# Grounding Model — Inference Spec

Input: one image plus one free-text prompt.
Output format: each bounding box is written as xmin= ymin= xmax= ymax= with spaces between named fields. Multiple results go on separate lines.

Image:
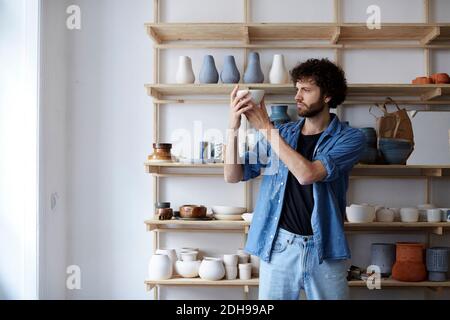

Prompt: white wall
xmin=0 ymin=0 xmax=39 ymax=299
xmin=39 ymin=0 xmax=450 ymax=299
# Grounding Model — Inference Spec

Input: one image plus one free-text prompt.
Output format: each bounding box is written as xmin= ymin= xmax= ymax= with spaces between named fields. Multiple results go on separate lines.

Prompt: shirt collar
xmin=293 ymin=113 xmax=343 ymax=137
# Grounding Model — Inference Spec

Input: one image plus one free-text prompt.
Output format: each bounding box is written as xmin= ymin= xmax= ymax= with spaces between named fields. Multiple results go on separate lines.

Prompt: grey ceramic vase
xmin=426 ymin=247 xmax=449 ymax=281
xmin=371 ymin=243 xmax=396 ymax=277
xmin=199 ymin=55 xmax=219 ymax=84
xmin=220 ymin=55 xmax=240 ymax=84
xmin=244 ymin=52 xmax=264 ymax=83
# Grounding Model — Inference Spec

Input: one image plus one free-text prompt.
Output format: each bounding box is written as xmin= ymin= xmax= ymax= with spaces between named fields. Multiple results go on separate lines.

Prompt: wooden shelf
xmin=145 ymin=277 xmax=450 ymax=290
xmin=145 ymin=219 xmax=450 ymax=236
xmin=145 ymin=23 xmax=450 ymax=47
xmin=145 ymin=277 xmax=259 ymax=291
xmin=145 ymin=83 xmax=450 ymax=105
xmin=145 ymin=163 xmax=450 ymax=178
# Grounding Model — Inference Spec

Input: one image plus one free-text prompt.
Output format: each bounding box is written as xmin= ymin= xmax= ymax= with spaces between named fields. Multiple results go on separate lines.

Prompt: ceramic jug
xmin=176 ymin=56 xmax=195 ymax=84
xmin=148 ymin=254 xmax=173 ymax=280
xmin=269 ymin=54 xmax=288 ymax=84
xmin=220 ymin=55 xmax=240 ymax=83
xmin=199 ymin=55 xmax=219 ymax=84
xmin=243 ymin=52 xmax=264 ymax=83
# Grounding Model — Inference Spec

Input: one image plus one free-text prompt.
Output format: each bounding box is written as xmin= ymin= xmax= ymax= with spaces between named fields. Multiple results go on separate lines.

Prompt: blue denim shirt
xmin=241 ymin=113 xmax=366 ymax=264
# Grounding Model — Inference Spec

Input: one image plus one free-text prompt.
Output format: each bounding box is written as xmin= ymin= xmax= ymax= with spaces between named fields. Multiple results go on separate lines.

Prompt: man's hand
xmin=228 ymin=85 xmax=254 ymax=130
xmin=244 ymin=98 xmax=273 ymax=132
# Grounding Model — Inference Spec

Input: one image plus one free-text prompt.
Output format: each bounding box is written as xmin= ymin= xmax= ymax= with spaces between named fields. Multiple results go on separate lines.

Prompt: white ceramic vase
xmin=198 ymin=258 xmax=225 ymax=281
xmin=269 ymin=54 xmax=288 ymax=84
xmin=156 ymin=249 xmax=178 ymax=273
xmin=176 ymin=56 xmax=195 ymax=84
xmin=148 ymin=254 xmax=173 ymax=280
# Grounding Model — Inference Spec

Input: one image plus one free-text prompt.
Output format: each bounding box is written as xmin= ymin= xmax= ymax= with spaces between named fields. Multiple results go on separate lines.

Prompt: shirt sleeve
xmin=241 ymin=133 xmax=272 ymax=182
xmin=314 ymin=128 xmax=366 ymax=182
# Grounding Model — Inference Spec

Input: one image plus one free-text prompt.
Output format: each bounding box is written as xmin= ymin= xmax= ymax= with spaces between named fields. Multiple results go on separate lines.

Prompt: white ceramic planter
xmin=400 ymin=208 xmax=419 ymax=222
xmin=427 ymin=209 xmax=442 ymax=222
xmin=225 ymin=266 xmax=238 ymax=280
xmin=198 ymin=258 xmax=225 ymax=281
xmin=148 ymin=254 xmax=173 ymax=280
xmin=376 ymin=208 xmax=395 ymax=222
xmin=223 ymin=254 xmax=238 ymax=266
xmin=156 ymin=249 xmax=178 ymax=274
xmin=269 ymin=54 xmax=289 ymax=84
xmin=175 ymin=260 xmax=201 ymax=278
xmin=176 ymin=56 xmax=195 ymax=84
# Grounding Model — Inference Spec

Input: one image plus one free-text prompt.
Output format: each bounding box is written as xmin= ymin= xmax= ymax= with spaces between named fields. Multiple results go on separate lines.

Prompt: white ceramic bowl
xmin=241 ymin=213 xmax=253 ymax=222
xmin=180 ymin=251 xmax=198 ymax=261
xmin=175 ymin=260 xmax=201 ymax=278
xmin=214 ymin=214 xmax=243 ymax=221
xmin=236 ymin=89 xmax=265 ymax=105
xmin=211 ymin=206 xmax=247 ymax=215
xmin=376 ymin=208 xmax=395 ymax=222
xmin=346 ymin=204 xmax=376 ymax=223
xmin=400 ymin=207 xmax=419 ymax=222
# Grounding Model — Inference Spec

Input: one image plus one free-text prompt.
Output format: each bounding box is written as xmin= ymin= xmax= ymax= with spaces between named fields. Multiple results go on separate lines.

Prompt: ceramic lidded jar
xmin=269 ymin=105 xmax=291 ymax=126
xmin=199 ymin=55 xmax=219 ymax=84
xmin=243 ymin=52 xmax=264 ymax=83
xmin=220 ymin=55 xmax=240 ymax=83
xmin=392 ymin=242 xmax=427 ymax=282
xmin=148 ymin=254 xmax=173 ymax=280
xmin=371 ymin=243 xmax=396 ymax=277
xmin=426 ymin=247 xmax=449 ymax=281
xmin=148 ymin=143 xmax=173 ymax=161
xmin=198 ymin=257 xmax=225 ymax=281
xmin=269 ymin=54 xmax=288 ymax=84
xmin=176 ymin=56 xmax=195 ymax=84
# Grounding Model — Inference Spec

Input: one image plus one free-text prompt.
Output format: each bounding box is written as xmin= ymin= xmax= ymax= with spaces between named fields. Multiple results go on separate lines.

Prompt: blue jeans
xmin=259 ymin=228 xmax=349 ymax=300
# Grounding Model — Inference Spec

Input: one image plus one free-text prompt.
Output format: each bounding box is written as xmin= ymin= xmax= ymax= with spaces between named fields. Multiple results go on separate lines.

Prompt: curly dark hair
xmin=290 ymin=58 xmax=347 ymax=109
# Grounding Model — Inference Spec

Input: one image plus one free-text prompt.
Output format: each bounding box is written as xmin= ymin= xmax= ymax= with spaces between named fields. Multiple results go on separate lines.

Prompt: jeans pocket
xmin=323 ymin=260 xmax=348 ymax=280
xmin=271 ymin=237 xmax=288 ymax=254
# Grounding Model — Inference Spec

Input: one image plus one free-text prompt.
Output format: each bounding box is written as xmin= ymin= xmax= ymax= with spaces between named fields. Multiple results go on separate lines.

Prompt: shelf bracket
xmin=244 ymin=226 xmax=250 ymax=234
xmin=421 ymin=168 xmax=443 ymax=177
xmin=147 ymin=26 xmax=162 ymax=44
xmin=428 ymin=286 xmax=444 ymax=293
xmin=146 ymin=224 xmax=158 ymax=232
xmin=244 ymin=285 xmax=249 ymax=294
xmin=146 ymin=283 xmax=156 ymax=292
xmin=420 ymin=26 xmax=440 ymax=45
xmin=331 ymin=27 xmax=341 ymax=44
xmin=243 ymin=26 xmax=250 ymax=45
xmin=421 ymin=88 xmax=442 ymax=101
xmin=432 ymin=227 xmax=443 ymax=236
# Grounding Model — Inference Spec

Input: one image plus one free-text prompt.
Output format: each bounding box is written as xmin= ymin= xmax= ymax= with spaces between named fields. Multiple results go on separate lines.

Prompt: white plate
xmin=214 ymin=214 xmax=243 ymax=221
xmin=211 ymin=206 xmax=247 ymax=215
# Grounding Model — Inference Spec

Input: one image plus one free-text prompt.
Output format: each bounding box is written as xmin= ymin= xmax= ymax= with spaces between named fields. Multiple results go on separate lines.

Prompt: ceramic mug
xmin=427 ymin=209 xmax=442 ymax=223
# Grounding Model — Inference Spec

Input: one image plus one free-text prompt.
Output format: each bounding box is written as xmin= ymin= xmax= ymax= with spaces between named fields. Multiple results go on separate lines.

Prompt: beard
xmin=297 ymin=100 xmax=327 ymax=118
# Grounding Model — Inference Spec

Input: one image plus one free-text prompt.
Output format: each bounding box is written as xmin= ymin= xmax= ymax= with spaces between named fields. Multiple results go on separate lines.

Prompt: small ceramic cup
xmin=223 ymin=254 xmax=239 ymax=266
xmin=427 ymin=209 xmax=442 ymax=223
xmin=225 ymin=266 xmax=238 ymax=280
xmin=238 ymin=263 xmax=252 ymax=280
xmin=237 ymin=253 xmax=250 ymax=264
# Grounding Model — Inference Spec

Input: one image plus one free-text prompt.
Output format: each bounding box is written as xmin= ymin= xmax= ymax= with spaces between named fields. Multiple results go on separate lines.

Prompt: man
xmin=224 ymin=58 xmax=365 ymax=300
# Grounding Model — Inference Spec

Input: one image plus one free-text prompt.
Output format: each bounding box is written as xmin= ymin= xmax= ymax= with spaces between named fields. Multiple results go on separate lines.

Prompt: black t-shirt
xmin=278 ymin=131 xmax=323 ymax=236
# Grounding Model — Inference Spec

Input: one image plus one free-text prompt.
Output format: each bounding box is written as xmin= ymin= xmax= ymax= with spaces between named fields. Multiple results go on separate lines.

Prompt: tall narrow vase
xmin=176 ymin=56 xmax=195 ymax=84
xmin=269 ymin=54 xmax=288 ymax=84
xmin=243 ymin=52 xmax=264 ymax=83
xmin=199 ymin=55 xmax=219 ymax=84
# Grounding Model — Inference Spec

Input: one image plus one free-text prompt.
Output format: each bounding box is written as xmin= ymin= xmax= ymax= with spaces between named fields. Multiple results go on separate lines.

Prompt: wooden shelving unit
xmin=145 ymin=83 xmax=450 ymax=106
xmin=145 ymin=0 xmax=450 ymax=300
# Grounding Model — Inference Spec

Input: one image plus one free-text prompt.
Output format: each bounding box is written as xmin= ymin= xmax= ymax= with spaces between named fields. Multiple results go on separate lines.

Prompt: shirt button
xmin=274 ymin=217 xmax=278 ymax=220
xmin=281 ymin=182 xmax=284 ymax=186
xmin=270 ymin=235 xmax=274 ymax=238
xmin=278 ymin=200 xmax=281 ymax=203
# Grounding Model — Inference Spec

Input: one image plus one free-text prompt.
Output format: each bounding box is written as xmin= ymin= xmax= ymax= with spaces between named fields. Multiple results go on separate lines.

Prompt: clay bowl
xmin=179 ymin=205 xmax=207 ymax=219
xmin=431 ymin=73 xmax=450 ymax=84
xmin=412 ymin=77 xmax=434 ymax=84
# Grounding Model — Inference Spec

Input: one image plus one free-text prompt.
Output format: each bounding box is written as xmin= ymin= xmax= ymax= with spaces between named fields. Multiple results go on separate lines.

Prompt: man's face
xmin=295 ymin=78 xmax=329 ymax=118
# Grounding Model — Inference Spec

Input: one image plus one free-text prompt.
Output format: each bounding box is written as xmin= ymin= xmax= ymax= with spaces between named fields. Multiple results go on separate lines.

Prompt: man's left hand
xmin=244 ymin=98 xmax=273 ymax=131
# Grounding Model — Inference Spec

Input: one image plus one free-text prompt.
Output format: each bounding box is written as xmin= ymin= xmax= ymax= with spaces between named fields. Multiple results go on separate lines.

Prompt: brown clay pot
xmin=148 ymin=143 xmax=173 ymax=161
xmin=392 ymin=242 xmax=427 ymax=282
xmin=412 ymin=77 xmax=434 ymax=84
xmin=431 ymin=73 xmax=450 ymax=84
xmin=179 ymin=205 xmax=207 ymax=218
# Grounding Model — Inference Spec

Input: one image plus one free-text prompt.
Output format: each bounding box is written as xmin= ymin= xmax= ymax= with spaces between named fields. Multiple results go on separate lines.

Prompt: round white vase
xmin=176 ymin=56 xmax=195 ymax=84
xmin=269 ymin=54 xmax=288 ymax=84
xmin=198 ymin=258 xmax=225 ymax=281
xmin=148 ymin=254 xmax=173 ymax=280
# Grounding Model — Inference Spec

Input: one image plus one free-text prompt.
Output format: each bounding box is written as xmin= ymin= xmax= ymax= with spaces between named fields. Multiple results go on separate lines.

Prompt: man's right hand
xmin=228 ymin=85 xmax=253 ymax=130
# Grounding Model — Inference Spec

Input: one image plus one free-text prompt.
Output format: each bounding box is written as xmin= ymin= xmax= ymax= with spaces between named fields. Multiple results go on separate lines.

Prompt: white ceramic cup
xmin=427 ymin=209 xmax=442 ymax=223
xmin=236 ymin=89 xmax=265 ymax=105
xmin=180 ymin=251 xmax=198 ymax=261
xmin=223 ymin=254 xmax=239 ymax=266
xmin=238 ymin=263 xmax=252 ymax=280
xmin=400 ymin=208 xmax=419 ymax=222
xmin=225 ymin=266 xmax=238 ymax=280
xmin=237 ymin=253 xmax=250 ymax=264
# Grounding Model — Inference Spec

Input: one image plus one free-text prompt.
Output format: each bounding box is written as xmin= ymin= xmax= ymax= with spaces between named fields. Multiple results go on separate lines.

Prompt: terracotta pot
xmin=148 ymin=143 xmax=173 ymax=161
xmin=431 ymin=73 xmax=450 ymax=84
xmin=412 ymin=77 xmax=434 ymax=84
xmin=392 ymin=242 xmax=427 ymax=282
xmin=179 ymin=205 xmax=207 ymax=218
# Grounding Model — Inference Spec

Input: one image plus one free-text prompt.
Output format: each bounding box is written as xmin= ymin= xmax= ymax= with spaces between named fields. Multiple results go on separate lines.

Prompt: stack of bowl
xmin=378 ymin=138 xmax=414 ymax=165
xmin=358 ymin=128 xmax=378 ymax=164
